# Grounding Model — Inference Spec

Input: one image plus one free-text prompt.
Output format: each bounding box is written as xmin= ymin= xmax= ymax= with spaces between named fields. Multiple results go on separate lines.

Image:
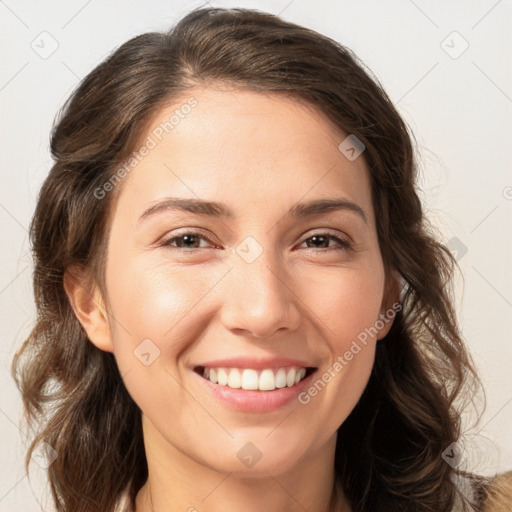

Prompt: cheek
xmin=301 ymin=267 xmax=383 ymax=413
xmin=304 ymin=262 xmax=385 ymax=343
xmin=104 ymin=256 xmax=225 ymax=381
xmin=301 ymin=260 xmax=384 ymax=408
xmin=103 ymin=261 xmax=211 ymax=417
xmin=107 ymin=251 xmax=385 ymax=352
xmin=107 ymin=259 xmax=211 ymax=337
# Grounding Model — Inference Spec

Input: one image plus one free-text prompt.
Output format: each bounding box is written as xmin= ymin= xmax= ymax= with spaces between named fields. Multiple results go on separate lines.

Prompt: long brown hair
xmin=11 ymin=7 xmax=494 ymax=511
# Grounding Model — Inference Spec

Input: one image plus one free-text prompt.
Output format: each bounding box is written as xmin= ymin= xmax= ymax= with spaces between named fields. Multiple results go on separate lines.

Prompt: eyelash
xmin=159 ymin=230 xmax=353 ymax=254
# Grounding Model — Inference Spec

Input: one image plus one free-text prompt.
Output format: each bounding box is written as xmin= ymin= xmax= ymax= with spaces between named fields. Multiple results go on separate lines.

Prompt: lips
xmin=190 ymin=356 xmax=318 ymax=412
xmin=193 ymin=357 xmax=317 ymax=390
xmin=192 ymin=362 xmax=318 ymax=413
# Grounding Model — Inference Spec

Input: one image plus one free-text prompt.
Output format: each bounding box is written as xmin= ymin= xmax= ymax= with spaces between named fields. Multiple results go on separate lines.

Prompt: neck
xmin=135 ymin=416 xmax=350 ymax=512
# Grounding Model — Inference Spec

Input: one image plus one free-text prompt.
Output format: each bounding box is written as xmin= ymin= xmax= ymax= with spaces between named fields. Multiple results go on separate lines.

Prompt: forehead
xmin=111 ymin=85 xmax=373 ymax=226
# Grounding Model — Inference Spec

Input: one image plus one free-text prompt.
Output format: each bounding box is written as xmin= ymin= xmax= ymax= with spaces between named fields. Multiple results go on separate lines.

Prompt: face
xmin=85 ymin=85 xmax=397 ymax=476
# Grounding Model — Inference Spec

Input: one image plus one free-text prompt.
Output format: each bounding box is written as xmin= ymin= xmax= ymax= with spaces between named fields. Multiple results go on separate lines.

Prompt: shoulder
xmin=453 ymin=471 xmax=512 ymax=512
xmin=479 ymin=471 xmax=512 ymax=512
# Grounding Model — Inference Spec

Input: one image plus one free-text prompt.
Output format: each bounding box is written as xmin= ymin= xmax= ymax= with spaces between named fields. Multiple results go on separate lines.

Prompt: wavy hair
xmin=12 ymin=6 xmax=496 ymax=511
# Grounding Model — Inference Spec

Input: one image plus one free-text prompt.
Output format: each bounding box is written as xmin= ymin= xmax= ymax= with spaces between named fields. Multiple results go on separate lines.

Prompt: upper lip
xmin=194 ymin=357 xmax=317 ymax=370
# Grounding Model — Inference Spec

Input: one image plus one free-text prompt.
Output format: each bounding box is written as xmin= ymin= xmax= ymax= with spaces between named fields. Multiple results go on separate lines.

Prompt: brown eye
xmin=160 ymin=231 xmax=214 ymax=249
xmin=299 ymin=232 xmax=352 ymax=252
xmin=159 ymin=230 xmax=352 ymax=253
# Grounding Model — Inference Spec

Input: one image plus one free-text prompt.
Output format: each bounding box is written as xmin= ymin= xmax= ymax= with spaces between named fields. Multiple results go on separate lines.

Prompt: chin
xmin=198 ymin=440 xmax=311 ymax=478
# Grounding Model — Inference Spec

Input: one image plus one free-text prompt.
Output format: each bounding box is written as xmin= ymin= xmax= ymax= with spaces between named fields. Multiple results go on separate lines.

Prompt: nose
xmin=219 ymin=246 xmax=302 ymax=339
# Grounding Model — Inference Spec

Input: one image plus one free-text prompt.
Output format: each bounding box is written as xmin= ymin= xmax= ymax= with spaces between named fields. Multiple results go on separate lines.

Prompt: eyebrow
xmin=138 ymin=197 xmax=368 ymax=225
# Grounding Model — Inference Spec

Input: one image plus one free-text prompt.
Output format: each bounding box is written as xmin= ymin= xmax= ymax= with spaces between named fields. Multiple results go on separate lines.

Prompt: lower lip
xmin=193 ymin=369 xmax=317 ymax=413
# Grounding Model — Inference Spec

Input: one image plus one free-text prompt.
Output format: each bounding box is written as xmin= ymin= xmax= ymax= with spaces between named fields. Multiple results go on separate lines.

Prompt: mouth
xmin=194 ymin=365 xmax=317 ymax=392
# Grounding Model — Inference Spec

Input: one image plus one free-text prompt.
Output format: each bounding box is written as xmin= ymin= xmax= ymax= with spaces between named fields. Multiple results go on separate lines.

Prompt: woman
xmin=11 ymin=7 xmax=512 ymax=512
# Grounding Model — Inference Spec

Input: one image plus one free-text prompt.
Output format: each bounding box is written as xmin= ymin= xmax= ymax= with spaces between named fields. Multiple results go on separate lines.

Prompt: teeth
xmin=275 ymin=368 xmax=287 ymax=388
xmin=227 ymin=368 xmax=242 ymax=389
xmin=217 ymin=368 xmax=228 ymax=386
xmin=259 ymin=369 xmax=275 ymax=391
xmin=287 ymin=368 xmax=296 ymax=387
xmin=242 ymin=369 xmax=259 ymax=390
xmin=202 ymin=366 xmax=308 ymax=391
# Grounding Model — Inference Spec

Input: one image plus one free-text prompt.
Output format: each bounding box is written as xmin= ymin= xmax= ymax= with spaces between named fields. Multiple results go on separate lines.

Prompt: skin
xmin=65 ymin=84 xmax=399 ymax=512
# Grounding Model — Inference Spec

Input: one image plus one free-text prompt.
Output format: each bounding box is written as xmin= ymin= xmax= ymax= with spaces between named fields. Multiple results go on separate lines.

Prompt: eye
xmin=160 ymin=230 xmax=215 ymax=250
xmin=298 ymin=232 xmax=353 ymax=253
xmin=159 ymin=230 xmax=352 ymax=253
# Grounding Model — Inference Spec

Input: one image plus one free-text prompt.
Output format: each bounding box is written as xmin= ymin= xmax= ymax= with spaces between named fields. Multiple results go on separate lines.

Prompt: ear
xmin=376 ymin=269 xmax=402 ymax=340
xmin=63 ymin=266 xmax=114 ymax=353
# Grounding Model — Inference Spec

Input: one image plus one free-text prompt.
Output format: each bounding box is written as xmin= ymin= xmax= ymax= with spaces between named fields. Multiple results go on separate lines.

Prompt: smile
xmin=197 ymin=366 xmax=314 ymax=391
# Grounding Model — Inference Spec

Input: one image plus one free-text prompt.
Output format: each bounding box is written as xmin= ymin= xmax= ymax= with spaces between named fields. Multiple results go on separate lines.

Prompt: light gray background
xmin=1 ymin=0 xmax=511 ymax=510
